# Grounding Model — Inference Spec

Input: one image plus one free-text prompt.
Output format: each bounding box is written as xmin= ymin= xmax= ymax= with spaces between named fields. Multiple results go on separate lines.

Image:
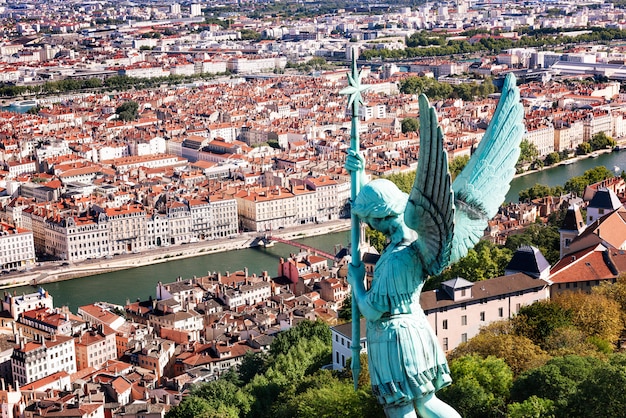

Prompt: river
xmin=506 ymin=150 xmax=626 ymax=202
xmin=7 ymin=232 xmax=351 ymax=311
xmin=9 ymin=150 xmax=626 ymax=311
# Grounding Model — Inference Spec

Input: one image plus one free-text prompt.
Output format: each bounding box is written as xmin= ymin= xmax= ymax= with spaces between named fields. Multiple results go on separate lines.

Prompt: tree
xmin=165 ymin=396 xmax=211 ymax=418
xmin=116 ymin=100 xmax=139 ymax=121
xmin=384 ymin=171 xmax=414 ymax=193
xmin=552 ymin=291 xmax=622 ymax=346
xmin=544 ymin=152 xmax=560 ymax=165
xmin=576 ymin=142 xmax=592 ymax=155
xmin=510 ymin=355 xmax=602 ymax=418
xmin=428 ymin=240 xmax=513 ymax=290
xmin=563 ymin=166 xmax=613 ymax=196
xmin=273 ymin=372 xmax=381 ymax=418
xmin=504 ymin=223 xmax=561 ymax=265
xmin=512 ymin=300 xmax=573 ymax=349
xmin=238 ymin=351 xmax=268 ymax=384
xmin=507 ymin=396 xmax=556 ymax=418
xmin=565 ymin=356 xmax=626 ymax=417
xmin=268 ymin=319 xmax=330 ymax=358
xmin=450 ymin=321 xmax=550 ymax=376
xmin=518 ymin=184 xmax=564 ymax=202
xmin=518 ymin=139 xmax=539 ymax=165
xmin=338 ymin=292 xmax=352 ymax=321
xmin=449 ymin=155 xmax=470 ymax=180
xmin=401 ymin=117 xmax=419 ymax=133
xmin=364 ymin=227 xmax=387 ymax=253
xmin=439 ymin=355 xmax=513 ymax=418
xmin=190 ymin=376 xmax=252 ymax=417
xmin=589 ymin=131 xmax=616 ymax=150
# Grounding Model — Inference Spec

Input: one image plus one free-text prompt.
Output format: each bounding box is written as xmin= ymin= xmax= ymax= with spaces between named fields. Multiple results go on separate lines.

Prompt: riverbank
xmin=513 ymin=145 xmax=617 ymax=180
xmin=0 ymin=220 xmax=351 ymax=290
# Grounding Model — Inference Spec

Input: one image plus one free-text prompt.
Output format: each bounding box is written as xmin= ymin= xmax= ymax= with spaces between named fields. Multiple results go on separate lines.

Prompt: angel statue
xmin=345 ymin=73 xmax=525 ymax=418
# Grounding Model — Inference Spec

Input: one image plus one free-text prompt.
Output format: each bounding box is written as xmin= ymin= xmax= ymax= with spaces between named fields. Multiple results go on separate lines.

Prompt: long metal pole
xmin=349 ymin=94 xmax=361 ymax=390
xmin=339 ymin=51 xmax=368 ymax=390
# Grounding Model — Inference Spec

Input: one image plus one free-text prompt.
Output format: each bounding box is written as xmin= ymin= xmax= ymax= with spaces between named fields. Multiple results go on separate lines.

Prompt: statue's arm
xmin=347 ymin=262 xmax=384 ymax=321
xmin=345 ymin=149 xmax=367 ymax=190
xmin=405 ymin=95 xmax=455 ymax=276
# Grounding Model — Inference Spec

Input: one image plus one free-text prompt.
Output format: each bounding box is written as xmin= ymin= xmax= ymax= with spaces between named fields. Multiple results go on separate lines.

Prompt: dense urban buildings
xmin=2 ymin=0 xmax=626 ymax=415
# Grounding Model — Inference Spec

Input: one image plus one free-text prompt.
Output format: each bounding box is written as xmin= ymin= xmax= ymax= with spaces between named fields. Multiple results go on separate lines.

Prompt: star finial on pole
xmin=340 ymin=52 xmax=370 ymax=116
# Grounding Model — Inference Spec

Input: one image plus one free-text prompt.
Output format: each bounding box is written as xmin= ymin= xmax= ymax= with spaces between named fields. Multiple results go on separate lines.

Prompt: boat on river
xmin=10 ymin=99 xmax=38 ymax=107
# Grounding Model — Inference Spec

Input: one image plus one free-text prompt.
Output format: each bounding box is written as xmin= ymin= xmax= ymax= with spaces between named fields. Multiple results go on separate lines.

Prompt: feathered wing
xmin=450 ymin=73 xmax=525 ymax=263
xmin=405 ymin=94 xmax=455 ymax=276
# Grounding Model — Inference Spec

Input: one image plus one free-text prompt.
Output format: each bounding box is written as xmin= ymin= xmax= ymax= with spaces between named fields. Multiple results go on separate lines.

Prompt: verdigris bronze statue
xmin=343 ymin=73 xmax=525 ymax=417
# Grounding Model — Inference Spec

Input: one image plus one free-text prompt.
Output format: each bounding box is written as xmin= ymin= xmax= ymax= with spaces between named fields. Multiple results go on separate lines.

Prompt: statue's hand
xmin=345 ymin=150 xmax=364 ymax=173
xmin=347 ymin=261 xmax=365 ymax=289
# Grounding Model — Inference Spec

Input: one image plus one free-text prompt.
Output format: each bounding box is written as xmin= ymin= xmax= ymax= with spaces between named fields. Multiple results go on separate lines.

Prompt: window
xmin=498 ymin=307 xmax=504 ymax=317
xmin=480 ymin=311 xmax=485 ymax=321
xmin=442 ymin=319 xmax=448 ymax=330
xmin=461 ymin=315 xmax=467 ymax=326
xmin=443 ymin=338 xmax=448 ymax=351
xmin=461 ymin=333 xmax=467 ymax=343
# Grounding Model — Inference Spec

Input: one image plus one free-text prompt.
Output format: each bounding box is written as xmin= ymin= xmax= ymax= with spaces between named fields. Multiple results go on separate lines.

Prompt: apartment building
xmin=101 ymin=204 xmax=148 ymax=255
xmin=554 ymin=119 xmax=584 ymax=152
xmin=16 ymin=307 xmax=73 ymax=340
xmin=130 ymin=337 xmax=176 ymax=381
xmin=11 ymin=334 xmax=76 ymax=386
xmin=219 ymin=281 xmax=272 ymax=310
xmin=165 ymin=201 xmax=193 ymax=246
xmin=235 ymin=186 xmax=297 ymax=232
xmin=583 ymin=109 xmax=611 ymax=141
xmin=304 ymin=176 xmax=349 ymax=221
xmin=78 ymin=303 xmax=126 ymax=331
xmin=0 ymin=222 xmax=35 ymax=271
xmin=3 ymin=288 xmax=53 ymax=321
xmin=45 ymin=213 xmax=110 ymax=262
xmin=149 ymin=310 xmax=203 ymax=342
xmin=523 ymin=122 xmax=555 ymax=157
xmin=74 ymin=324 xmax=117 ymax=371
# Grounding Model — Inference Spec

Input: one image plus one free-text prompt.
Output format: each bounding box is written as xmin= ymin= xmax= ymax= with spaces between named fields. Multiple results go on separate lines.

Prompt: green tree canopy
xmin=504 ymin=223 xmax=561 ymax=265
xmin=450 ymin=321 xmax=550 ymax=376
xmin=512 ymin=300 xmax=573 ymax=350
xmin=510 ymin=355 xmax=603 ymax=418
xmin=427 ymin=240 xmax=513 ymax=290
xmin=401 ymin=117 xmax=419 ymax=134
xmin=116 ymin=100 xmax=139 ymax=121
xmin=518 ymin=139 xmax=539 ymax=165
xmin=439 ymin=355 xmax=513 ymax=418
xmin=449 ymin=155 xmax=470 ymax=181
xmin=507 ymin=396 xmax=556 ymax=418
xmin=589 ymin=132 xmax=616 ymax=151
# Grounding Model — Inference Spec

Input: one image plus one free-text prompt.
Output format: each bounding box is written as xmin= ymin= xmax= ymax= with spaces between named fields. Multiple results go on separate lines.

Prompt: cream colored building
xmin=0 ymin=222 xmax=35 ymax=271
xmin=554 ymin=119 xmax=584 ymax=152
xmin=74 ymin=325 xmax=117 ymax=371
xmin=235 ymin=186 xmax=297 ymax=232
xmin=583 ymin=109 xmax=612 ymax=141
xmin=44 ymin=213 xmax=109 ymax=262
xmin=523 ymin=122 xmax=555 ymax=157
xmin=11 ymin=334 xmax=76 ymax=385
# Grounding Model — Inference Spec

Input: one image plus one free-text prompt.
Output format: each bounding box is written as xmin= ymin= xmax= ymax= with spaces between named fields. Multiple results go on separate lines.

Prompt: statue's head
xmin=352 ymin=179 xmax=408 ymax=219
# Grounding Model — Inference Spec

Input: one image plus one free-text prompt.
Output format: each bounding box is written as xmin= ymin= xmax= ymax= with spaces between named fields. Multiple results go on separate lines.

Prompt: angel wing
xmin=450 ymin=73 xmax=525 ymax=263
xmin=405 ymin=94 xmax=455 ymax=276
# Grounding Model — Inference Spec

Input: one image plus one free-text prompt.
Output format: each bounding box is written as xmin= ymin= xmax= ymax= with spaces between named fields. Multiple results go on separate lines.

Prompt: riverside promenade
xmin=0 ymin=220 xmax=351 ymax=289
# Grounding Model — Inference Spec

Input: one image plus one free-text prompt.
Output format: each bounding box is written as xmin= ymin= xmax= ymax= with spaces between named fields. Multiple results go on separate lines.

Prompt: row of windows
xmin=442 ymin=308 xmax=507 ymax=329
